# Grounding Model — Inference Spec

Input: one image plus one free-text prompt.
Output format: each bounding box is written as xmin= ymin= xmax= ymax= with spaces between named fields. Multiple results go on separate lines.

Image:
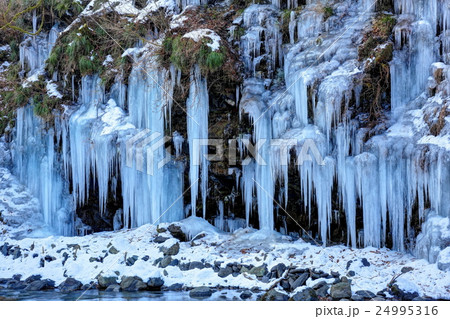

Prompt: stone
xmin=361 ymin=258 xmax=370 ymax=267
xmin=401 ymin=266 xmax=414 ymax=273
xmin=330 ymin=282 xmax=352 ymax=299
xmin=153 ymin=236 xmax=170 ymax=244
xmin=316 ymin=284 xmax=330 ymax=298
xmin=240 ymin=290 xmax=252 ymax=300
xmin=105 ymin=284 xmax=121 ymax=292
xmin=62 ymin=252 xmax=69 ymax=265
xmin=347 ymin=271 xmax=355 ymax=277
xmin=248 ymin=264 xmax=268 ymax=277
xmin=169 ymin=259 xmax=179 ymax=266
xmin=331 ymin=271 xmax=340 ymax=278
xmin=189 ymin=261 xmax=205 ymax=270
xmin=7 ymin=280 xmax=27 ymax=290
xmin=44 ymin=255 xmax=56 ymax=262
xmin=270 ymin=263 xmax=286 ymax=278
xmin=141 ymin=255 xmax=149 ymax=261
xmin=159 ymin=256 xmax=172 ymax=268
xmin=162 ymin=242 xmax=180 ymax=256
xmin=351 ymin=294 xmax=364 ymax=301
xmin=168 ymin=224 xmax=187 ymax=241
xmin=108 ymin=246 xmax=119 ymax=254
xmin=126 ymin=255 xmax=139 ymax=266
xmin=312 ymin=281 xmax=327 ymax=290
xmin=355 ymin=290 xmax=376 ymax=299
xmin=147 ymin=277 xmax=164 ymax=290
xmin=167 ymin=283 xmax=183 ymax=291
xmin=25 ymin=275 xmax=42 ymax=283
xmin=189 ymin=287 xmax=212 ymax=299
xmin=120 ymin=276 xmax=147 ymax=292
xmin=12 ymin=274 xmax=22 ymax=281
xmin=346 ymin=260 xmax=353 ymax=270
xmin=58 ymin=278 xmax=83 ymax=293
xmin=97 ymin=275 xmax=118 ymax=289
xmin=218 ymin=267 xmax=233 ymax=278
xmin=261 ymin=289 xmax=289 ymax=301
xmin=12 ymin=248 xmax=21 ymax=260
xmin=1 ymin=243 xmax=10 ymax=256
xmin=291 ymin=288 xmax=318 ymax=301
xmin=291 ymin=273 xmax=309 ymax=289
xmin=179 ymin=262 xmax=190 ymax=271
xmin=260 ymin=276 xmax=270 ymax=283
xmin=25 ymin=280 xmax=52 ymax=291
xmin=280 ymin=280 xmax=290 ymax=290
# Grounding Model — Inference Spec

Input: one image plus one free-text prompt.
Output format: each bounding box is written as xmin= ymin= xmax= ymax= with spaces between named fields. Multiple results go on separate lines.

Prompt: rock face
xmin=330 ymin=282 xmax=352 ymax=299
xmin=189 ymin=287 xmax=212 ymax=299
xmin=58 ymin=278 xmax=83 ymax=293
xmin=120 ymin=276 xmax=147 ymax=292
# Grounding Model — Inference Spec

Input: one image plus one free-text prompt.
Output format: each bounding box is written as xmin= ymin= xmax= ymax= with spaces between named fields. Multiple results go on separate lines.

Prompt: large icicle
xmin=186 ymin=65 xmax=209 ymax=218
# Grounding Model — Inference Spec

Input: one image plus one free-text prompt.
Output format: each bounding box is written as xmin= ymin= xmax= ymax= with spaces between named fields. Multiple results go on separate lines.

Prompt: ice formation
xmin=2 ymin=0 xmax=450 ymax=265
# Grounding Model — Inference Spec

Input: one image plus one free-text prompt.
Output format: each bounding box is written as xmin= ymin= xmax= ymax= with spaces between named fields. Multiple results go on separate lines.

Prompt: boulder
xmin=168 ymin=224 xmax=187 ymax=241
xmin=261 ymin=289 xmax=289 ymax=301
xmin=153 ymin=236 xmax=170 ymax=244
xmin=248 ymin=264 xmax=268 ymax=277
xmin=58 ymin=278 xmax=83 ymax=293
xmin=105 ymin=284 xmax=121 ymax=292
xmin=270 ymin=263 xmax=286 ymax=278
xmin=126 ymin=255 xmax=139 ymax=266
xmin=165 ymin=242 xmax=180 ymax=256
xmin=159 ymin=256 xmax=172 ymax=268
xmin=218 ymin=267 xmax=233 ymax=278
xmin=330 ymin=282 xmax=352 ymax=299
xmin=291 ymin=288 xmax=318 ymax=301
xmin=240 ymin=290 xmax=252 ymax=300
xmin=355 ymin=290 xmax=376 ymax=299
xmin=291 ymin=273 xmax=309 ymax=289
xmin=147 ymin=277 xmax=164 ymax=290
xmin=25 ymin=280 xmax=54 ymax=291
xmin=25 ymin=275 xmax=42 ymax=283
xmin=120 ymin=276 xmax=147 ymax=292
xmin=108 ymin=246 xmax=119 ymax=254
xmin=361 ymin=258 xmax=370 ymax=267
xmin=189 ymin=261 xmax=205 ymax=270
xmin=7 ymin=280 xmax=27 ymax=290
xmin=97 ymin=275 xmax=118 ymax=289
xmin=189 ymin=287 xmax=212 ymax=299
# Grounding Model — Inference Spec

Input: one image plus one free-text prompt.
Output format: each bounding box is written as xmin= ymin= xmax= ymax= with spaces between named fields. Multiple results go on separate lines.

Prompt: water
xmin=0 ymin=289 xmax=252 ymax=301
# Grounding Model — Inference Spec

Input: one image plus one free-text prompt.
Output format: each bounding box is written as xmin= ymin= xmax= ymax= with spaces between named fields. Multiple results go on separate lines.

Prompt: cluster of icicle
xmin=9 ymin=0 xmax=450 ymax=263
xmin=234 ymin=0 xmax=450 ymax=260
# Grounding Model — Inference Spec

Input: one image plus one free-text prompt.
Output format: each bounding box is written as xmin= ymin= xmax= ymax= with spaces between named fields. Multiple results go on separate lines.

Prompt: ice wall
xmin=12 ymin=106 xmax=73 ymax=235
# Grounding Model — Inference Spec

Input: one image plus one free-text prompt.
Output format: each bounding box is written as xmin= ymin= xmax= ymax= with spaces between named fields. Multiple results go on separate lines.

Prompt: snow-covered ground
xmin=0 ymin=216 xmax=449 ymax=299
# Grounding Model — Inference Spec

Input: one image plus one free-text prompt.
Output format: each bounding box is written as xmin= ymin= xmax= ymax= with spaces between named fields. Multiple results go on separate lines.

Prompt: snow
xmin=418 ymin=135 xmax=450 ymax=151
xmin=102 ymin=54 xmax=114 ymax=66
xmin=46 ymin=81 xmax=63 ymax=99
xmin=0 ymin=223 xmax=449 ymax=299
xmin=182 ymin=29 xmax=221 ymax=51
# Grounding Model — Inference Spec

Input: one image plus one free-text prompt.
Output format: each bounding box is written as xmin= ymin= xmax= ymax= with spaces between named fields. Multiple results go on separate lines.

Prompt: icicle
xmin=186 ymin=65 xmax=209 ymax=218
